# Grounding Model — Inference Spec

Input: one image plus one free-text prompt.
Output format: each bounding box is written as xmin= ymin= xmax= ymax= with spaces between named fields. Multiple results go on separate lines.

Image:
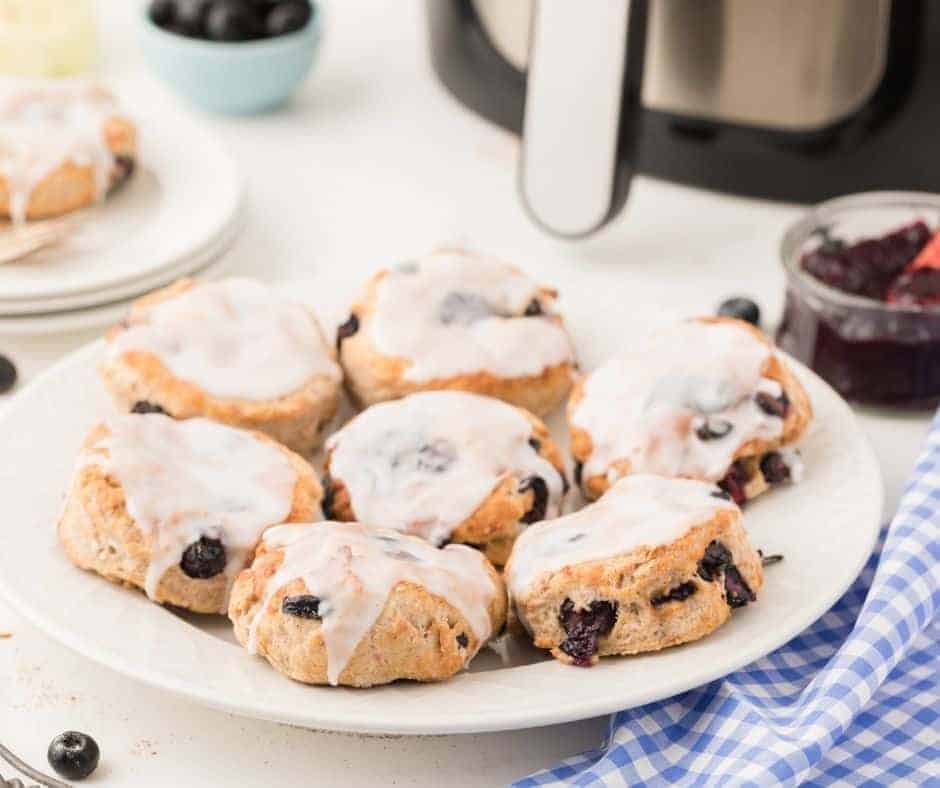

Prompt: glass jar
xmin=777 ymin=191 xmax=940 ymax=410
xmin=0 ymin=0 xmax=97 ymax=77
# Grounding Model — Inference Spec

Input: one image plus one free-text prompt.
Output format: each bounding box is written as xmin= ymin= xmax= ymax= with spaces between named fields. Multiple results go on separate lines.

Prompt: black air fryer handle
xmin=519 ymin=0 xmax=648 ymax=238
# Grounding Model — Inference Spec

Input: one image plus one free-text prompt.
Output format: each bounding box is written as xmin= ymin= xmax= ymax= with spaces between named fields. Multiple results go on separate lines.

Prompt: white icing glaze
xmin=368 ymin=250 xmax=574 ymax=381
xmin=108 ymin=278 xmax=342 ymax=401
xmin=506 ymin=474 xmax=737 ymax=598
xmin=326 ymin=391 xmax=565 ymax=545
xmin=82 ymin=414 xmax=298 ymax=611
xmin=0 ymin=80 xmax=119 ymax=223
xmin=572 ymin=320 xmax=787 ymax=484
xmin=779 ymin=447 xmax=805 ymax=483
xmin=247 ymin=522 xmax=500 ymax=685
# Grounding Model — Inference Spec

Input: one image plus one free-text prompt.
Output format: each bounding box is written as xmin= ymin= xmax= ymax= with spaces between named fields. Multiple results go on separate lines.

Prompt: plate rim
xmin=0 ymin=341 xmax=884 ymax=735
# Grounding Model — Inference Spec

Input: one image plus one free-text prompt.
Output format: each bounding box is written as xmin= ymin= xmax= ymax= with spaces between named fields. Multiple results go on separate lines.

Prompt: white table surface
xmin=0 ymin=1 xmax=932 ymax=785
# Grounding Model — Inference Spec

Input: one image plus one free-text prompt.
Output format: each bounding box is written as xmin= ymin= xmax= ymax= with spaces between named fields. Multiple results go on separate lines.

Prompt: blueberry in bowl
xmin=148 ymin=0 xmax=313 ymax=42
xmin=140 ymin=0 xmax=321 ymax=115
xmin=777 ymin=192 xmax=940 ymax=409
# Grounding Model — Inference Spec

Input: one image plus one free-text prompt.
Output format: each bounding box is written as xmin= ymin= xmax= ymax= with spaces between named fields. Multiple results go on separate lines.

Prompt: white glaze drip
xmin=82 ymin=414 xmax=298 ymax=611
xmin=326 ymin=391 xmax=564 ymax=545
xmin=108 ymin=278 xmax=342 ymax=401
xmin=0 ymin=80 xmax=119 ymax=223
xmin=779 ymin=448 xmax=805 ymax=483
xmin=248 ymin=522 xmax=500 ymax=685
xmin=506 ymin=474 xmax=737 ymax=598
xmin=572 ymin=321 xmax=786 ymax=484
xmin=368 ymin=250 xmax=573 ymax=381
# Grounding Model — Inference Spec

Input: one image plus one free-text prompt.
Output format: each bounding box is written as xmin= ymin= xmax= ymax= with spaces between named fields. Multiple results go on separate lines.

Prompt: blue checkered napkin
xmin=515 ymin=412 xmax=940 ymax=788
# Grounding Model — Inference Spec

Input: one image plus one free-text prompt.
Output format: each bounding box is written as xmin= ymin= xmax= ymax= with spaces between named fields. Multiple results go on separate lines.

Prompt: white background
xmin=0 ymin=1 xmax=931 ymax=785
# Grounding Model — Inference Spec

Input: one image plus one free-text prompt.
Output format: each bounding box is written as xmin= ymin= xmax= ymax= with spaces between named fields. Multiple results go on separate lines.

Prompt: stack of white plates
xmin=0 ymin=108 xmax=242 ymax=336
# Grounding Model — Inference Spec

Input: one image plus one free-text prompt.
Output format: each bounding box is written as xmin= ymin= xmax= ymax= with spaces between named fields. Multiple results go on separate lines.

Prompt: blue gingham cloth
xmin=517 ymin=412 xmax=940 ymax=788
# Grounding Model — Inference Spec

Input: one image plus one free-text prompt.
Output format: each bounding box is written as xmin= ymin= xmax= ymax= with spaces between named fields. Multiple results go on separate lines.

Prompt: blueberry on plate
xmin=266 ymin=0 xmax=312 ymax=37
xmin=0 ymin=353 xmax=16 ymax=394
xmin=206 ymin=0 xmax=263 ymax=41
xmin=717 ymin=296 xmax=761 ymax=326
xmin=48 ymin=731 xmax=100 ymax=781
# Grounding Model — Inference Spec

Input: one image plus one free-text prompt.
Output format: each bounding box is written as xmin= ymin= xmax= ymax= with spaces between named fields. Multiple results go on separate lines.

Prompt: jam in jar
xmin=777 ymin=192 xmax=940 ymax=409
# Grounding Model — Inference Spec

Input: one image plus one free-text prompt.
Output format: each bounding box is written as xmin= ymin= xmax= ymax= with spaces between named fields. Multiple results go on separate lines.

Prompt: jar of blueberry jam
xmin=777 ymin=192 xmax=940 ymax=410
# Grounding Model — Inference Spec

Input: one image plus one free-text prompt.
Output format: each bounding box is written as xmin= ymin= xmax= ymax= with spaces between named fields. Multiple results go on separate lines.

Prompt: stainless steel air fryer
xmin=428 ymin=0 xmax=933 ymax=237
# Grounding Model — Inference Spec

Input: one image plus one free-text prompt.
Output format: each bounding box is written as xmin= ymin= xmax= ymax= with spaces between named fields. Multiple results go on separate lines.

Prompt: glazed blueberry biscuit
xmin=504 ymin=474 xmax=763 ymax=666
xmin=100 ymin=278 xmax=343 ymax=455
xmin=323 ymin=391 xmax=567 ymax=566
xmin=0 ymin=82 xmax=137 ymax=223
xmin=229 ymin=522 xmax=506 ymax=687
xmin=336 ymin=249 xmax=576 ymax=416
xmin=58 ymin=414 xmax=322 ymax=614
xmin=568 ymin=317 xmax=812 ymax=503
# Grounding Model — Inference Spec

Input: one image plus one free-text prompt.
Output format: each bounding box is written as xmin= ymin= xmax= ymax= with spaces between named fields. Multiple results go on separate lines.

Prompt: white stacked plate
xmin=0 ymin=105 xmax=242 ymax=335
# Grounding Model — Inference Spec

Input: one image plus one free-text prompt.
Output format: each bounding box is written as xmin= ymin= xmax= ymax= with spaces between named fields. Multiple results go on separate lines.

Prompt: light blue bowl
xmin=139 ymin=5 xmax=321 ymax=116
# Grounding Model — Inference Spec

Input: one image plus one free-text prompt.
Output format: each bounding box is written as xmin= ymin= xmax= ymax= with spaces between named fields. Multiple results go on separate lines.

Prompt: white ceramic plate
xmin=0 ymin=197 xmax=242 ymax=316
xmin=0 ymin=228 xmax=236 ymax=336
xmin=0 ymin=105 xmax=240 ymax=304
xmin=0 ymin=331 xmax=882 ymax=735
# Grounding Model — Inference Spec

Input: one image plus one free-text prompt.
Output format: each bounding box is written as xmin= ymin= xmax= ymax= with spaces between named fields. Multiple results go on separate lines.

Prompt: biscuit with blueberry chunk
xmin=337 ymin=249 xmax=576 ymax=416
xmin=568 ymin=317 xmax=811 ymax=503
xmin=100 ymin=278 xmax=343 ymax=455
xmin=58 ymin=414 xmax=321 ymax=614
xmin=505 ymin=475 xmax=763 ymax=665
xmin=229 ymin=523 xmax=506 ymax=687
xmin=323 ymin=390 xmax=568 ymax=566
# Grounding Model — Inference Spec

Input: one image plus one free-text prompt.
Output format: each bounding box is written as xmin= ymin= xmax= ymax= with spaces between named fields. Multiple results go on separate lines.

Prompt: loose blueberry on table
xmin=717 ymin=297 xmax=761 ymax=326
xmin=149 ymin=0 xmax=313 ymax=42
xmin=47 ymin=731 xmax=100 ymax=781
xmin=0 ymin=353 xmax=16 ymax=394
